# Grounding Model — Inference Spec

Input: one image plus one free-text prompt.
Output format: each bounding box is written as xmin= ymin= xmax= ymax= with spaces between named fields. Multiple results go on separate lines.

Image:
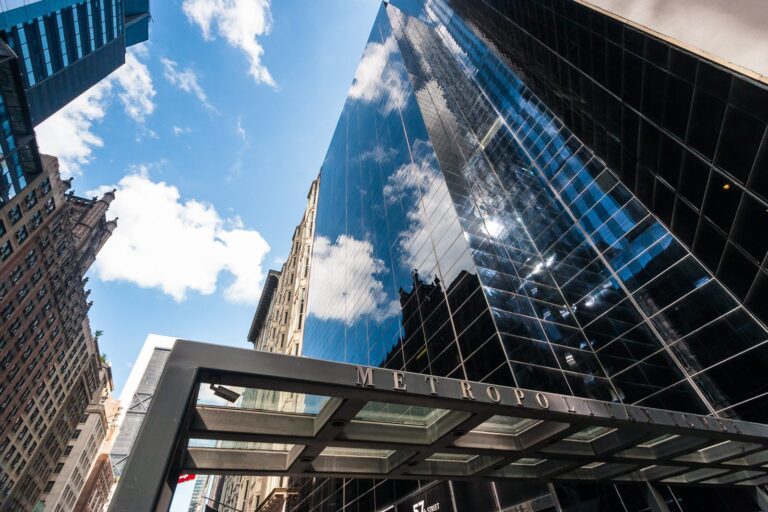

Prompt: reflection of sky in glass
xmin=304 ymin=5 xmax=475 ymax=372
xmin=0 ymin=0 xmax=41 ymax=13
xmin=405 ymin=0 xmax=767 ymax=408
xmin=304 ymin=0 xmax=768 ymax=416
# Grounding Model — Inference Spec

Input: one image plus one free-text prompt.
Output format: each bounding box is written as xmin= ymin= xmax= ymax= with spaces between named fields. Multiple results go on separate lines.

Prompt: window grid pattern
xmin=3 ymin=0 xmax=123 ymax=88
xmin=446 ymin=0 xmax=768 ymax=326
xmin=295 ymin=1 xmax=768 ymax=510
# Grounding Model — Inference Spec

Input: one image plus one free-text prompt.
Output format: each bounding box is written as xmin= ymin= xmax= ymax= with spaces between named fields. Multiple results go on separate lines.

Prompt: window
xmin=39 ymin=177 xmax=51 ymax=196
xmin=24 ymin=190 xmax=37 ymax=210
xmin=71 ymin=429 xmax=80 ymax=440
xmin=16 ymin=226 xmax=28 ymax=244
xmin=9 ymin=265 xmax=22 ymax=283
xmin=53 ymin=462 xmax=63 ymax=473
xmin=298 ymin=301 xmax=305 ymax=330
xmin=63 ymin=445 xmax=72 ymax=456
xmin=0 ymin=241 xmax=11 ymax=262
xmin=44 ymin=480 xmax=54 ymax=493
xmin=0 ymin=220 xmax=5 ymax=237
xmin=8 ymin=205 xmax=22 ymax=225
xmin=25 ymin=249 xmax=36 ymax=268
xmin=30 ymin=211 xmax=42 ymax=230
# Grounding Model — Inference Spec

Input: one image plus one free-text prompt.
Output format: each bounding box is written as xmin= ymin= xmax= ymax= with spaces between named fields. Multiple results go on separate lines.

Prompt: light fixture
xmin=722 ymin=183 xmax=731 ymax=190
xmin=209 ymin=383 xmax=240 ymax=404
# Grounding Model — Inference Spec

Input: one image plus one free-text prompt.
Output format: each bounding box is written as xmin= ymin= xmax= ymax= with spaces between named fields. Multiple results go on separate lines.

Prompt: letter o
xmin=486 ymin=385 xmax=501 ymax=403
xmin=535 ymin=393 xmax=549 ymax=409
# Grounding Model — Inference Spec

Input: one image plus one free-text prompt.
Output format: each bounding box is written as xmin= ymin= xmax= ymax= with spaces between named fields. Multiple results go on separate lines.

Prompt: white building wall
xmin=581 ymin=0 xmax=768 ymax=81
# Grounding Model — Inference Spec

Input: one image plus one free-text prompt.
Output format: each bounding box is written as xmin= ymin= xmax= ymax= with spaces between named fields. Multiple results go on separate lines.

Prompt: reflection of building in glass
xmin=0 ymin=0 xmax=150 ymax=124
xmin=293 ymin=0 xmax=768 ymax=510
xmin=209 ymin=180 xmax=319 ymax=512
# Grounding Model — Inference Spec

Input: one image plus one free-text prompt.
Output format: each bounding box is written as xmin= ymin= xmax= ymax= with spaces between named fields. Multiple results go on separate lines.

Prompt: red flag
xmin=178 ymin=474 xmax=196 ymax=483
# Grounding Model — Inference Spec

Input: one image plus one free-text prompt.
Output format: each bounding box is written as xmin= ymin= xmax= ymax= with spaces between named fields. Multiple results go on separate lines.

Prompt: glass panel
xmin=510 ymin=458 xmax=544 ymax=466
xmin=472 ymin=416 xmax=539 ymax=435
xmin=425 ymin=453 xmax=478 ymax=462
xmin=188 ymin=439 xmax=294 ymax=451
xmin=197 ymin=385 xmax=329 ymax=415
xmin=354 ymin=402 xmax=449 ymax=426
xmin=566 ymin=426 xmax=617 ymax=442
xmin=637 ymin=434 xmax=678 ymax=448
xmin=321 ymin=447 xmax=394 ymax=458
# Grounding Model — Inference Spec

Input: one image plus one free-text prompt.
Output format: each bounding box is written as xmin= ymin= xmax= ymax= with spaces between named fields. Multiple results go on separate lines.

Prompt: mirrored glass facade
xmin=0 ymin=0 xmax=149 ymax=124
xmin=298 ymin=0 xmax=768 ymax=510
xmin=0 ymin=42 xmax=42 ymax=206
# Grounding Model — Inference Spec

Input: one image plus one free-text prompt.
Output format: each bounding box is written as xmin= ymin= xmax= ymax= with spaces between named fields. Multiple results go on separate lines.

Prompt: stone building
xmin=211 ymin=178 xmax=319 ymax=512
xmin=0 ymin=154 xmax=116 ymax=510
xmin=38 ymin=361 xmax=119 ymax=512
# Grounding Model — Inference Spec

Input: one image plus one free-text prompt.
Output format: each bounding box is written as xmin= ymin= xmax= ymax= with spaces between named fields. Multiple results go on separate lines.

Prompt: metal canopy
xmin=109 ymin=341 xmax=768 ymax=512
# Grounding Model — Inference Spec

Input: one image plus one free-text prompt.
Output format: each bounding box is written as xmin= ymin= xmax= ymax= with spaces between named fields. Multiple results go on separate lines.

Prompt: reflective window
xmin=299 ymin=1 xmax=768 ymax=509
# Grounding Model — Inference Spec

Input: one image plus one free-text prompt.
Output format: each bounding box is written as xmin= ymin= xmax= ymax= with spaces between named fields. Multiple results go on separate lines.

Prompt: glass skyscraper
xmin=0 ymin=39 xmax=40 ymax=208
xmin=296 ymin=0 xmax=768 ymax=510
xmin=0 ymin=0 xmax=150 ymax=124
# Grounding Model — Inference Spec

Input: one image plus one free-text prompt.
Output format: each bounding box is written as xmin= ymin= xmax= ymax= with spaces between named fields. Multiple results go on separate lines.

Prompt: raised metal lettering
xmin=355 ymin=366 xmax=373 ymax=387
xmin=460 ymin=381 xmax=476 ymax=400
xmin=535 ymin=393 xmax=549 ymax=409
xmin=513 ymin=388 xmax=525 ymax=406
xmin=486 ymin=385 xmax=501 ymax=403
xmin=425 ymin=376 xmax=439 ymax=395
xmin=392 ymin=372 xmax=407 ymax=391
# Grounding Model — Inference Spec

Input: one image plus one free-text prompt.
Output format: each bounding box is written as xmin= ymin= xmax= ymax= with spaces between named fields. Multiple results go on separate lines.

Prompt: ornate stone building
xmin=210 ymin=178 xmax=319 ymax=512
xmin=0 ymin=155 xmax=116 ymax=510
xmin=38 ymin=361 xmax=119 ymax=512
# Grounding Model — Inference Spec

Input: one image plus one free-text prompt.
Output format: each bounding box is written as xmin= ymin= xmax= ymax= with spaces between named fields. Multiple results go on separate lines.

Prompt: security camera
xmin=209 ymin=383 xmax=240 ymax=404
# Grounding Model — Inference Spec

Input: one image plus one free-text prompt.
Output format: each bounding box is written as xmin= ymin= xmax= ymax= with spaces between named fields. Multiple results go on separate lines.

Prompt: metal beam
xmin=109 ymin=349 xmax=199 ymax=512
xmin=107 ymin=340 xmax=768 ymax=511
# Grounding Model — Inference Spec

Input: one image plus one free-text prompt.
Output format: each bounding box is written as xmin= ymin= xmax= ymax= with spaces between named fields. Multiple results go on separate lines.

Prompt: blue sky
xmin=36 ymin=0 xmax=380 ymax=391
xmin=34 ymin=1 xmax=380 ymax=505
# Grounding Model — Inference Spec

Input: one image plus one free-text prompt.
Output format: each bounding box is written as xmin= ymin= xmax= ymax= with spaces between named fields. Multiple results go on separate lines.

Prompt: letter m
xmin=356 ymin=366 xmax=374 ymax=387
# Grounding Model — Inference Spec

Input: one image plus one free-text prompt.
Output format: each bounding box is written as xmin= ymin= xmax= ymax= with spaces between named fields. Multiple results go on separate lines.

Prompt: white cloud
xmin=172 ymin=126 xmax=191 ymax=136
xmin=308 ymin=235 xmax=398 ymax=324
xmin=236 ymin=117 xmax=248 ymax=143
xmin=35 ymin=47 xmax=156 ymax=178
xmin=356 ymin=144 xmax=398 ymax=164
xmin=161 ymin=57 xmax=216 ymax=112
xmin=90 ymin=167 xmax=270 ymax=303
xmin=35 ymin=82 xmax=109 ymax=178
xmin=348 ymin=35 xmax=407 ymax=114
xmin=182 ymin=0 xmax=276 ymax=86
xmin=383 ymin=139 xmax=469 ymax=284
xmin=227 ymin=117 xmax=250 ymax=182
xmin=113 ymin=51 xmax=156 ymax=123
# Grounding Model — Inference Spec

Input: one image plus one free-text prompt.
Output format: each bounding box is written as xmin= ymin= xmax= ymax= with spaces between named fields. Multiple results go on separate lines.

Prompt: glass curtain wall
xmin=3 ymin=0 xmax=124 ymax=88
xmin=298 ymin=1 xmax=768 ymax=510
